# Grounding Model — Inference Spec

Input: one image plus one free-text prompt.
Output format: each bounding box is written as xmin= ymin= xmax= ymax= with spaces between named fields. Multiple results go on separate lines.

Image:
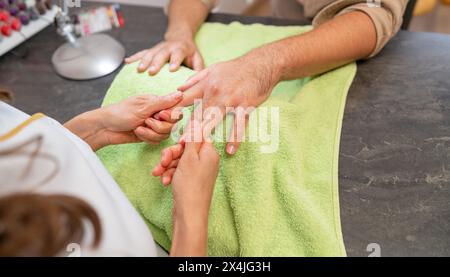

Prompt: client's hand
xmin=125 ymin=36 xmax=204 ymax=75
xmin=169 ymin=121 xmax=220 ymax=256
xmin=64 ymin=92 xmax=183 ymax=151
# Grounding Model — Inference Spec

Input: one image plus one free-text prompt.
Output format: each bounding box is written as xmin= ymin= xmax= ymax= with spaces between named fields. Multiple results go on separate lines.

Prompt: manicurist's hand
xmin=169 ymin=121 xmax=220 ymax=256
xmin=64 ymin=92 xmax=183 ymax=151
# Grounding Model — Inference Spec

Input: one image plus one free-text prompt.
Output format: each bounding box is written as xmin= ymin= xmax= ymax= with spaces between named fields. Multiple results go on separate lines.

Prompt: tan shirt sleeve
xmin=199 ymin=0 xmax=220 ymax=10
xmin=312 ymin=0 xmax=409 ymax=57
xmin=164 ymin=0 xmax=219 ymax=14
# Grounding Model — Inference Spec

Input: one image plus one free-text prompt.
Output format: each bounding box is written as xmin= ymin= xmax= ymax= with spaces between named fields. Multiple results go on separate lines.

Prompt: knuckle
xmin=208 ymin=81 xmax=220 ymax=95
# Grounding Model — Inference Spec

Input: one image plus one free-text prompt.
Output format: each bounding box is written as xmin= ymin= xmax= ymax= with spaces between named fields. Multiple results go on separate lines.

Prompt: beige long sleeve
xmin=312 ymin=0 xmax=409 ymax=57
xmin=184 ymin=0 xmax=408 ymax=57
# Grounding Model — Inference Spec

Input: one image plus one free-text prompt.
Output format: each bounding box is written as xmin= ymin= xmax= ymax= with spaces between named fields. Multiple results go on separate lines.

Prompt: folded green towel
xmin=97 ymin=22 xmax=356 ymax=256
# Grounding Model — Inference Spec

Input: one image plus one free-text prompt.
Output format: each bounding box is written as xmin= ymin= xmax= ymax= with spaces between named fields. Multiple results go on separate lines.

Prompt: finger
xmin=134 ymin=132 xmax=159 ymax=145
xmin=168 ymin=159 xmax=179 ymax=169
xmin=148 ymin=49 xmax=171 ymax=75
xmin=152 ymin=164 xmax=165 ymax=176
xmin=177 ymin=69 xmax=209 ymax=92
xmin=145 ymin=117 xmax=175 ymax=134
xmin=154 ymin=107 xmax=183 ymax=124
xmin=145 ymin=91 xmax=183 ymax=115
xmin=106 ymin=131 xmax=141 ymax=145
xmin=161 ymin=168 xmax=176 ymax=186
xmin=160 ymin=144 xmax=183 ymax=167
xmin=134 ymin=126 xmax=170 ymax=143
xmin=192 ymin=51 xmax=205 ymax=71
xmin=169 ymin=50 xmax=186 ymax=72
xmin=226 ymin=108 xmax=251 ymax=155
xmin=174 ymin=82 xmax=205 ymax=108
xmin=125 ymin=50 xmax=147 ymax=64
xmin=152 ymin=157 xmax=179 ymax=177
xmin=136 ymin=48 xmax=160 ymax=73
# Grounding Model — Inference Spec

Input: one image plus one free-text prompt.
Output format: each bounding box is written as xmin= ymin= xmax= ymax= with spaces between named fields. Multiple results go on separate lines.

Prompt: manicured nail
xmin=135 ymin=126 xmax=143 ymax=134
xmin=152 ymin=167 xmax=158 ymax=176
xmin=227 ymin=145 xmax=236 ymax=155
xmin=172 ymin=91 xmax=182 ymax=99
xmin=178 ymin=136 xmax=185 ymax=145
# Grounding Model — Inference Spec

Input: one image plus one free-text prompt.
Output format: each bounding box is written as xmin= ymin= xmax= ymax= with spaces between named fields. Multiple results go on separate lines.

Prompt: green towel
xmin=97 ymin=22 xmax=356 ymax=256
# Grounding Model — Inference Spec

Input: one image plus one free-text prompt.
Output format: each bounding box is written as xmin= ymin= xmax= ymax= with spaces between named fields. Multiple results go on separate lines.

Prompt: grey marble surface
xmin=0 ymin=4 xmax=448 ymax=257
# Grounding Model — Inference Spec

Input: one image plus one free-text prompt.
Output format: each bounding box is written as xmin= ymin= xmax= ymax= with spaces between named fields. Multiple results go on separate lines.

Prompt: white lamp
xmin=52 ymin=0 xmax=125 ymax=80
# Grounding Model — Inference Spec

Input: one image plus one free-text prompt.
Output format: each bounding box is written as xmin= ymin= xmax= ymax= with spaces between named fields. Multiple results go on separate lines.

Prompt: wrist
xmin=164 ymin=25 xmax=195 ymax=41
xmin=64 ymin=109 xmax=106 ymax=151
xmin=240 ymin=49 xmax=282 ymax=89
xmin=171 ymin=212 xmax=208 ymax=256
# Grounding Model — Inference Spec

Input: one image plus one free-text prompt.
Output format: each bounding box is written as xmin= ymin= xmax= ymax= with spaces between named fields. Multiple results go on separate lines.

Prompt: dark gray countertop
xmin=0 ymin=4 xmax=449 ymax=257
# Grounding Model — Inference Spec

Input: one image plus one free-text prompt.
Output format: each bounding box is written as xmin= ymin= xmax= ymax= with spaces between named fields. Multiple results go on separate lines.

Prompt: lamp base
xmin=52 ymin=34 xmax=125 ymax=80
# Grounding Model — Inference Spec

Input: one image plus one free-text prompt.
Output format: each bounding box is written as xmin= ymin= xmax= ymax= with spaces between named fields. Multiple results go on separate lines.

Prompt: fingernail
xmin=154 ymin=113 xmax=161 ymax=120
xmin=152 ymin=167 xmax=158 ymax=176
xmin=162 ymin=176 xmax=170 ymax=185
xmin=149 ymin=66 xmax=156 ymax=72
xmin=138 ymin=63 xmax=144 ymax=70
xmin=171 ymin=91 xmax=182 ymax=100
xmin=170 ymin=63 xmax=177 ymax=70
xmin=227 ymin=145 xmax=236 ymax=155
xmin=135 ymin=126 xmax=146 ymax=135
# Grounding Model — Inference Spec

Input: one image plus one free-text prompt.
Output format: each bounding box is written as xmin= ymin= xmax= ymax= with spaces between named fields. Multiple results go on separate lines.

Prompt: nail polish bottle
xmin=18 ymin=11 xmax=28 ymax=25
xmin=0 ymin=0 xmax=8 ymax=9
xmin=27 ymin=7 xmax=38 ymax=20
xmin=9 ymin=17 xmax=21 ymax=30
xmin=35 ymin=0 xmax=45 ymax=14
xmin=0 ymin=22 xmax=11 ymax=36
xmin=0 ymin=10 xmax=9 ymax=21
xmin=8 ymin=4 xmax=18 ymax=16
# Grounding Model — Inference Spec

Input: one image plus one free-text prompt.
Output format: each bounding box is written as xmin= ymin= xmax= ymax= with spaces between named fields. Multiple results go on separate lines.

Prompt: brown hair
xmin=0 ymin=87 xmax=12 ymax=102
xmin=0 ymin=106 xmax=102 ymax=256
xmin=0 ymin=193 xmax=102 ymax=256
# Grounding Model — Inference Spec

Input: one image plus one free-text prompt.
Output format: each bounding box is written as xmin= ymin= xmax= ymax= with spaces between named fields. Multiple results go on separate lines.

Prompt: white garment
xmin=0 ymin=102 xmax=158 ymax=257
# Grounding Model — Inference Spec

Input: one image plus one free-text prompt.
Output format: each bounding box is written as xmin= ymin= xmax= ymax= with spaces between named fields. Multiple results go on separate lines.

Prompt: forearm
xmin=243 ymin=11 xmax=377 ymax=82
xmin=165 ymin=0 xmax=209 ymax=40
xmin=63 ymin=110 xmax=106 ymax=151
xmin=170 ymin=215 xmax=208 ymax=257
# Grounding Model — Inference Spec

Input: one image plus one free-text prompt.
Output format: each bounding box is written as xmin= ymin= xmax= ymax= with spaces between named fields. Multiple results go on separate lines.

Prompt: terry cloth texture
xmin=97 ymin=22 xmax=356 ymax=256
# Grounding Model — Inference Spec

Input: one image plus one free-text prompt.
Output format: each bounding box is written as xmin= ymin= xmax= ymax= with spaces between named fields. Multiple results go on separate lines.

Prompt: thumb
xmin=192 ymin=51 xmax=205 ymax=71
xmin=146 ymin=91 xmax=183 ymax=115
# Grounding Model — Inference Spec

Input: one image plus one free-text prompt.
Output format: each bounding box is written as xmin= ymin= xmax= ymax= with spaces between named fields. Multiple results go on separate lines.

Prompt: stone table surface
xmin=0 ymin=4 xmax=448 ymax=257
